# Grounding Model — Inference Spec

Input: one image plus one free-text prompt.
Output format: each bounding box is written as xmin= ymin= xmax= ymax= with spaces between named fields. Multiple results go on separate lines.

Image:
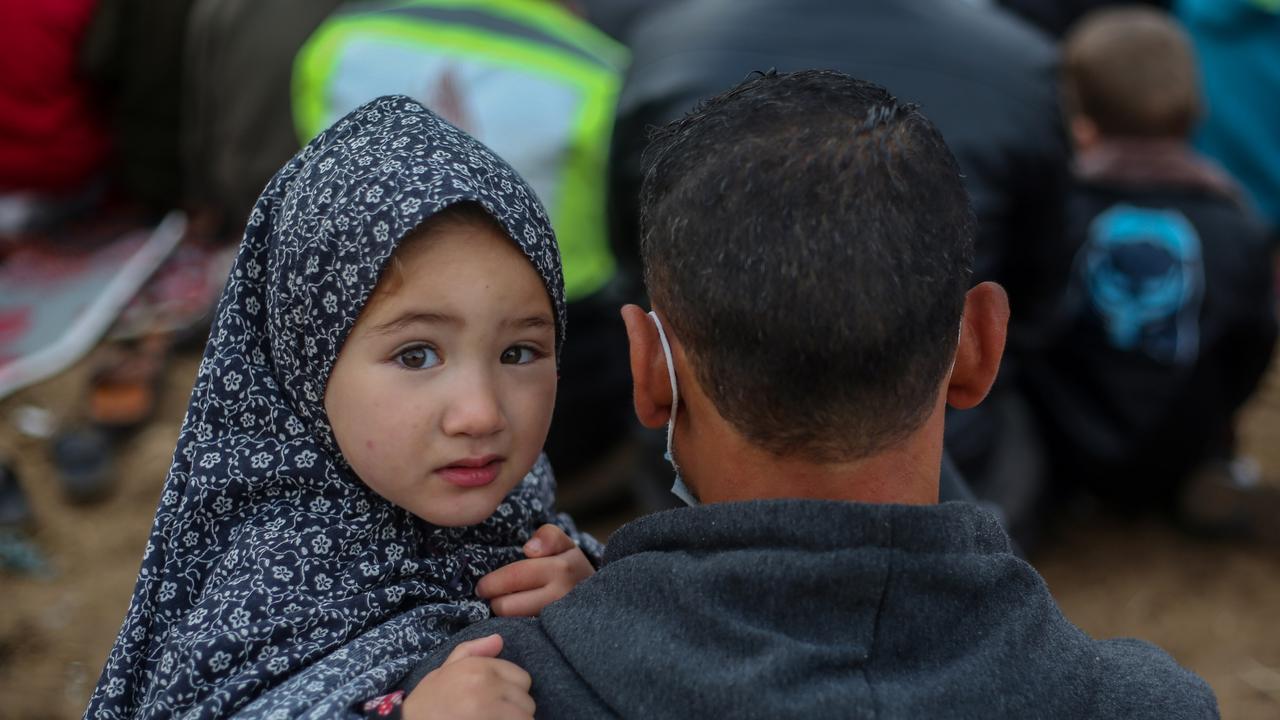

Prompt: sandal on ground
xmin=0 ymin=461 xmax=32 ymax=528
xmin=51 ymin=426 xmax=114 ymax=504
xmin=87 ymin=333 xmax=170 ymax=432
xmin=1178 ymin=456 xmax=1280 ymax=544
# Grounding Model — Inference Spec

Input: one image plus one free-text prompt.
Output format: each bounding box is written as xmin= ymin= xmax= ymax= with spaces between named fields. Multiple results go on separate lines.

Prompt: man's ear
xmin=946 ymin=282 xmax=1010 ymax=410
xmin=620 ymin=304 xmax=674 ymax=429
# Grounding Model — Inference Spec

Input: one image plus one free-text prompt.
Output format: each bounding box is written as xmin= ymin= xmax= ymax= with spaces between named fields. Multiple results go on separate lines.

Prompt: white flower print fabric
xmin=85 ymin=96 xmax=595 ymax=720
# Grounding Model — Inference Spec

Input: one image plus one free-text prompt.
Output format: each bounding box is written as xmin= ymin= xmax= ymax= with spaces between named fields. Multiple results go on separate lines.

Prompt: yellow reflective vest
xmin=294 ymin=0 xmax=627 ymax=300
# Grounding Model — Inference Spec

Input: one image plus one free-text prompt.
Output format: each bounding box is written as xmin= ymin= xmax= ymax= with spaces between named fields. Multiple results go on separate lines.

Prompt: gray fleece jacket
xmin=406 ymin=500 xmax=1218 ymax=719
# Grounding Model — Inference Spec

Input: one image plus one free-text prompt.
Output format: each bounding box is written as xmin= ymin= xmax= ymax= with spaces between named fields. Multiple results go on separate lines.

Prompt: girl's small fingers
xmin=487 ymin=658 xmax=533 ymax=691
xmin=478 ymin=653 xmax=532 ymax=686
xmin=561 ymin=547 xmax=595 ymax=583
xmin=475 ymin=567 xmax=504 ymax=599
xmin=489 ymin=587 xmax=553 ymax=618
xmin=477 ymin=559 xmax=549 ymax=599
xmin=443 ymin=634 xmax=503 ymax=664
xmin=524 ymin=524 xmax=576 ymax=558
xmin=504 ymin=687 xmax=537 ymax=716
xmin=492 ymin=702 xmax=535 ymax=720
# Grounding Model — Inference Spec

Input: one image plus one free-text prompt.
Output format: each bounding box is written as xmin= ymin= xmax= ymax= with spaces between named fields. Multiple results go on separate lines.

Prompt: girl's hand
xmin=401 ymin=634 xmax=534 ymax=720
xmin=477 ymin=523 xmax=595 ymax=617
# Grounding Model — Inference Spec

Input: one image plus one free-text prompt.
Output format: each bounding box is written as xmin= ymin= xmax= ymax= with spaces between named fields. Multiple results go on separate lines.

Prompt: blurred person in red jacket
xmin=0 ymin=0 xmax=111 ymax=232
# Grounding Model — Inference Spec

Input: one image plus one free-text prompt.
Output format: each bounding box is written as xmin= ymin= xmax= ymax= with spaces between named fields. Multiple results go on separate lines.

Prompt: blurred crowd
xmin=1 ymin=0 xmax=1278 ymax=556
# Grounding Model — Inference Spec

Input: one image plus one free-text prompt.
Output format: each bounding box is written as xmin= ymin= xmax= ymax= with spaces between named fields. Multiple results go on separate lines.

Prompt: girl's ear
xmin=620 ymin=304 xmax=675 ymax=429
xmin=946 ymin=282 xmax=1010 ymax=410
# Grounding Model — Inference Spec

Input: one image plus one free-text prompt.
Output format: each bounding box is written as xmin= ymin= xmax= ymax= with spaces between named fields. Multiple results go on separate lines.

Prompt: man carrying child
xmin=402 ymin=70 xmax=1218 ymax=719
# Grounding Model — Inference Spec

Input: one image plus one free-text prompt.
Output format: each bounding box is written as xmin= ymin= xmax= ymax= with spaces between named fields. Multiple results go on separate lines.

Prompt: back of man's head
xmin=639 ymin=69 xmax=974 ymax=462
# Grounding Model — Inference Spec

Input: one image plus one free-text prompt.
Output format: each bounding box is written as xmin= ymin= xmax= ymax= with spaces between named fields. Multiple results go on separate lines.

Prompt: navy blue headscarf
xmin=86 ymin=96 xmax=594 ymax=719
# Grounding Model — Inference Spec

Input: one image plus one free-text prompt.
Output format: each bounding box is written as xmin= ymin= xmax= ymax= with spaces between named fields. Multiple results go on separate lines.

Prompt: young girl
xmin=86 ymin=96 xmax=597 ymax=719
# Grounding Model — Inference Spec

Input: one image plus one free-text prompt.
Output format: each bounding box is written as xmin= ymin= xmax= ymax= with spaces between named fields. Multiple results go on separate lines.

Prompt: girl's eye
xmin=396 ymin=345 xmax=441 ymax=369
xmin=500 ymin=345 xmax=539 ymax=365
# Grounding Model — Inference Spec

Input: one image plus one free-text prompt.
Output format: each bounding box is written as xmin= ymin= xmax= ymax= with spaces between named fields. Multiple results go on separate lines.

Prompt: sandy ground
xmin=1 ymin=346 xmax=1278 ymax=719
xmin=1033 ymin=369 xmax=1280 ymax=720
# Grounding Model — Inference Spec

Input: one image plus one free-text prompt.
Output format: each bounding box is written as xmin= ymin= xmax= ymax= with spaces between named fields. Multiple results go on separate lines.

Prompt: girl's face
xmin=325 ymin=219 xmax=558 ymax=527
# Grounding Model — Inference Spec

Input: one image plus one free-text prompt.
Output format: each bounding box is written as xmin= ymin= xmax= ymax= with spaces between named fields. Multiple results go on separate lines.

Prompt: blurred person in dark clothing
xmin=81 ymin=0 xmax=193 ymax=215
xmin=612 ymin=0 xmax=1068 ymax=336
xmin=610 ymin=0 xmax=1070 ymax=546
xmin=574 ymin=0 xmax=679 ymax=43
xmin=182 ymin=0 xmax=345 ymax=235
xmin=1022 ymin=6 xmax=1277 ymax=536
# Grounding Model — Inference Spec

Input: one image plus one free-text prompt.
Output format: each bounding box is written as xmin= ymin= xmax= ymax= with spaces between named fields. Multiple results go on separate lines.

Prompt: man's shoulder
xmin=1084 ymin=637 xmax=1220 ymax=719
xmin=406 ymin=618 xmax=548 ymax=688
xmin=406 ymin=617 xmax=616 ymax=719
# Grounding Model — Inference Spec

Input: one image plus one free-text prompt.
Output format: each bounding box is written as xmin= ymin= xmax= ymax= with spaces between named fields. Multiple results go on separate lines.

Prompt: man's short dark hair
xmin=640 ymin=69 xmax=974 ymax=461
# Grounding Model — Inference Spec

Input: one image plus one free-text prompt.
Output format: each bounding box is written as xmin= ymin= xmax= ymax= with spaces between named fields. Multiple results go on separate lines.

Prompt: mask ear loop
xmin=950 ymin=316 xmax=963 ymax=376
xmin=648 ymin=311 xmax=680 ymax=465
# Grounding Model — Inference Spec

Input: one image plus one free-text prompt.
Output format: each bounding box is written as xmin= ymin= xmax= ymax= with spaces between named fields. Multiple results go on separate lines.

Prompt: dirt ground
xmin=1 ymin=346 xmax=1278 ymax=719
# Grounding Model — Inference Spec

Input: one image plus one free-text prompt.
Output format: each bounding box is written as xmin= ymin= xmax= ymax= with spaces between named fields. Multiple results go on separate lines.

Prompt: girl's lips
xmin=436 ymin=457 xmax=503 ymax=488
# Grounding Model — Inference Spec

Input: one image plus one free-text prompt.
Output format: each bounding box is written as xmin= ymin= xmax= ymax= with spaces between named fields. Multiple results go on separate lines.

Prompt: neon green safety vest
xmin=294 ymin=0 xmax=627 ymax=301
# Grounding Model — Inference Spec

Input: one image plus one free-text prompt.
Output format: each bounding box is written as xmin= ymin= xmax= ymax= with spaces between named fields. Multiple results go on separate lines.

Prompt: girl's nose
xmin=441 ymin=369 xmax=506 ymax=438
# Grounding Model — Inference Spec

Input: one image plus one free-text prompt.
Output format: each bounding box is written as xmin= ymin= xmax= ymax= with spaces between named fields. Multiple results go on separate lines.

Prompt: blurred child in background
xmin=1022 ymin=6 xmax=1278 ymax=537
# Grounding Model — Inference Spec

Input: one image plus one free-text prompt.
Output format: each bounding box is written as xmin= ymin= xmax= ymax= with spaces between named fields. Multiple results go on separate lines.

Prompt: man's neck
xmin=682 ymin=401 xmax=945 ymax=506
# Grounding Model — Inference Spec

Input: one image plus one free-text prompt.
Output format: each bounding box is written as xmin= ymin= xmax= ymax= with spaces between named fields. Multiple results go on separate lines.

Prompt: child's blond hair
xmin=1063 ymin=6 xmax=1201 ymax=138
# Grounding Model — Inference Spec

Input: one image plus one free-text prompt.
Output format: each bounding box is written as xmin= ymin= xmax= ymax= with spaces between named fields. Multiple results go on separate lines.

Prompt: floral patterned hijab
xmin=86 ymin=96 xmax=591 ymax=719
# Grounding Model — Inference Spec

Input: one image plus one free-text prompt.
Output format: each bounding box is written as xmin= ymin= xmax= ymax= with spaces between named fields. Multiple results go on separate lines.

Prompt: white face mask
xmin=950 ymin=317 xmax=964 ymax=376
xmin=648 ymin=311 xmax=698 ymax=506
